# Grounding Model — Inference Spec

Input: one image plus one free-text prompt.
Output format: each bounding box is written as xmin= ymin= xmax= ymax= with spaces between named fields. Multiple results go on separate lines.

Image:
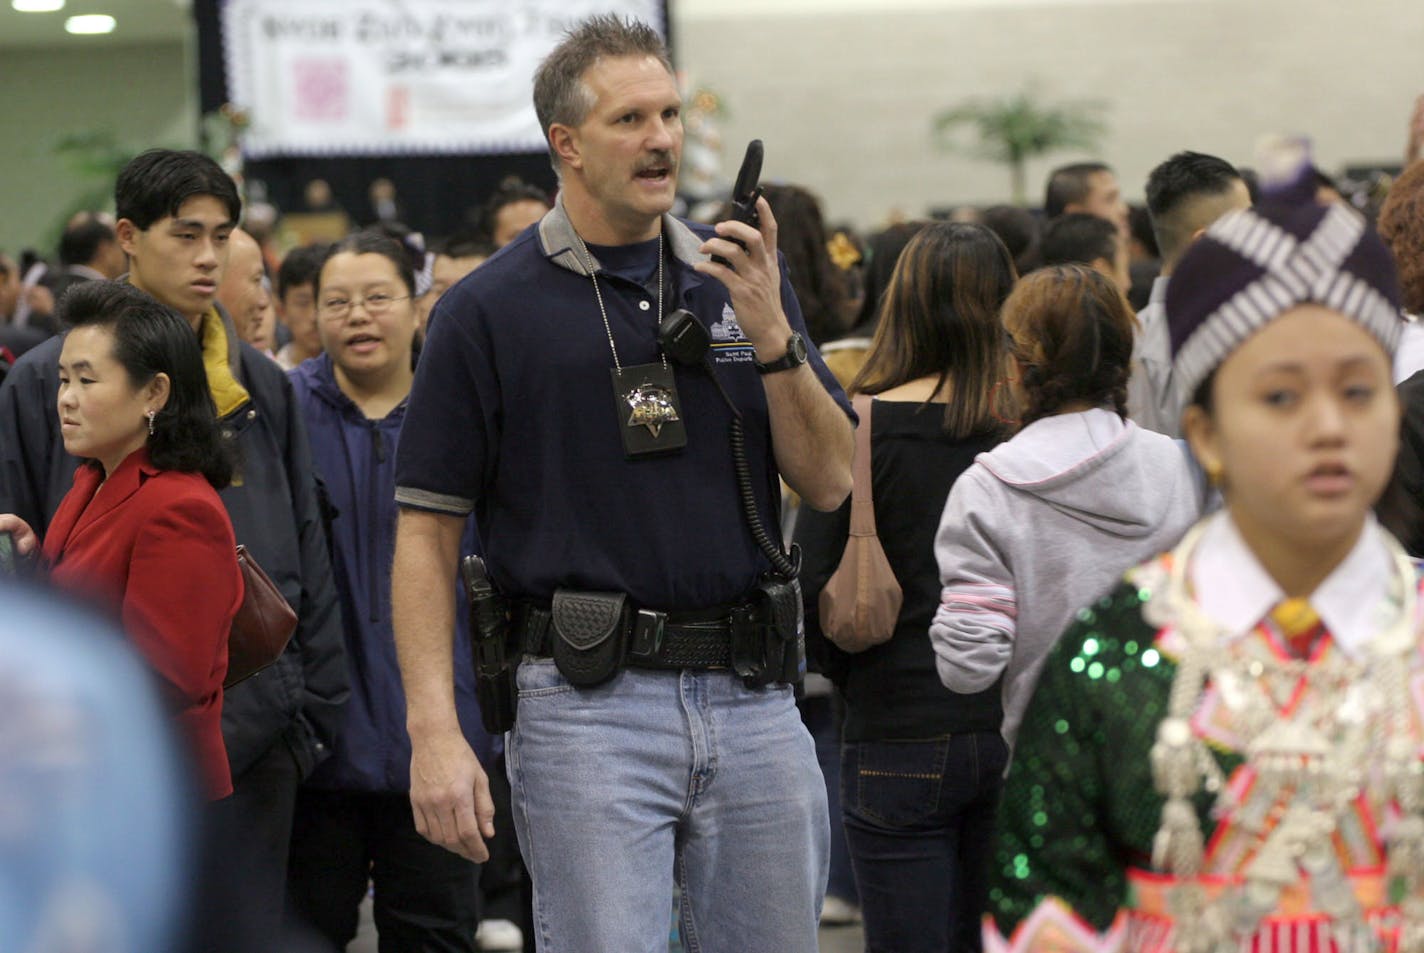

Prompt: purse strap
xmin=848 ymin=394 xmax=879 ymax=538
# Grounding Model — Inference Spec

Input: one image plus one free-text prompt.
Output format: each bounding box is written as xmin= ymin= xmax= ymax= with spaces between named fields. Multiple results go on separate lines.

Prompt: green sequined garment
xmin=987 ymin=578 xmax=1242 ymax=936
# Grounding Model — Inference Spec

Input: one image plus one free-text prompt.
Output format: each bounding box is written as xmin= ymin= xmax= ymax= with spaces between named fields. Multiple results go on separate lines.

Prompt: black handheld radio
xmin=659 ymin=138 xmax=805 ymax=687
xmin=710 ymin=140 xmax=764 ymax=268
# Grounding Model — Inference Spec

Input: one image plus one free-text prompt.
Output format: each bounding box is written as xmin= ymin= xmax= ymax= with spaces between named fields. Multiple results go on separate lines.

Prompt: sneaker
xmin=475 ymin=918 xmax=524 ymax=951
xmin=819 ymin=895 xmax=862 ymax=927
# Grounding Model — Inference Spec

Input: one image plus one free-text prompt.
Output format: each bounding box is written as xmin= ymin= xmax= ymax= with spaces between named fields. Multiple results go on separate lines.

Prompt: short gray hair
xmin=532 ymin=15 xmax=673 ymax=172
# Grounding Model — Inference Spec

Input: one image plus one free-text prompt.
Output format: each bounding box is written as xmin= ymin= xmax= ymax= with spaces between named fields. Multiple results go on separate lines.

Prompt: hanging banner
xmin=223 ymin=0 xmax=665 ymax=158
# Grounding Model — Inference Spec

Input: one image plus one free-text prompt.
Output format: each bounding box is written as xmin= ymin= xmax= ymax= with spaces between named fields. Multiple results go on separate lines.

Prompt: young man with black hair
xmin=274 ymin=242 xmax=330 ymax=371
xmin=0 ymin=148 xmax=348 ymax=945
xmin=1044 ymin=160 xmax=1130 ymax=238
xmin=416 ymin=233 xmax=495 ymax=337
xmin=432 ymin=233 xmax=495 ymax=293
xmin=39 ymin=212 xmax=128 ymax=329
xmin=1130 ymin=150 xmax=1250 ymax=436
xmin=477 ymin=176 xmax=552 ymax=249
xmin=1039 ymin=212 xmax=1131 ymax=295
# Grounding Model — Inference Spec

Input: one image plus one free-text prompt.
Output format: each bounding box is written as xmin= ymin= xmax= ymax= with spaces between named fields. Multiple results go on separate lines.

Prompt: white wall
xmin=0 ymin=40 xmax=198 ymax=255
xmin=670 ymin=0 xmax=1424 ymax=228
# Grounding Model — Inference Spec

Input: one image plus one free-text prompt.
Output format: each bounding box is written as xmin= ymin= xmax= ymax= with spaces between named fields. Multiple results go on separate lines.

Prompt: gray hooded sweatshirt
xmin=930 ymin=408 xmax=1200 ymax=749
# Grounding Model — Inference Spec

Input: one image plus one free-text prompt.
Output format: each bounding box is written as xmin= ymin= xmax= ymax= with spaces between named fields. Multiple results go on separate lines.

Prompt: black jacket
xmin=0 ymin=316 xmax=348 ymax=779
xmin=1387 ymin=368 xmax=1424 ymax=556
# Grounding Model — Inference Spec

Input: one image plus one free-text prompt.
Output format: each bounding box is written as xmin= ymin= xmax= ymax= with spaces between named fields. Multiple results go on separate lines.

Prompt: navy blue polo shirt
xmin=395 ymin=200 xmax=852 ymax=609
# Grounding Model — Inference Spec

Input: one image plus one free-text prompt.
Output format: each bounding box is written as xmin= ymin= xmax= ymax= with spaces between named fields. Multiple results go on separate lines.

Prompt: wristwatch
xmin=754 ymin=332 xmax=808 ymax=375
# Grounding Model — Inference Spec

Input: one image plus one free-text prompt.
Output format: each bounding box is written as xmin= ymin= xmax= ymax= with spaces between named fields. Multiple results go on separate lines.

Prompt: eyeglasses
xmin=318 ymin=292 xmax=410 ymax=320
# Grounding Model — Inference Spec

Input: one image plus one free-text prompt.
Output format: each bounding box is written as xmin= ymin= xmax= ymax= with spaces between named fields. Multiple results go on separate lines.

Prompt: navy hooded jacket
xmin=290 ymin=353 xmax=493 ymax=792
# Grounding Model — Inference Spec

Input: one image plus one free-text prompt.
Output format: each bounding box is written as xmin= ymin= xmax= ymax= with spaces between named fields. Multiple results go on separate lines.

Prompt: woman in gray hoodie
xmin=930 ymin=265 xmax=1200 ymax=751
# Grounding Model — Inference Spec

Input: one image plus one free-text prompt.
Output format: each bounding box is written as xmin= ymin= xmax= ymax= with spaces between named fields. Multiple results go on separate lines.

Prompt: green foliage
xmin=933 ymin=88 xmax=1108 ymax=204
xmin=44 ymin=130 xmax=136 ymax=248
xmin=52 ymin=130 xmax=133 ymax=181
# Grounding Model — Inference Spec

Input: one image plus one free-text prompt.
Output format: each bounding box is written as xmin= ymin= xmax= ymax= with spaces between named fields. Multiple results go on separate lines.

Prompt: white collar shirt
xmin=1188 ymin=511 xmax=1393 ymax=659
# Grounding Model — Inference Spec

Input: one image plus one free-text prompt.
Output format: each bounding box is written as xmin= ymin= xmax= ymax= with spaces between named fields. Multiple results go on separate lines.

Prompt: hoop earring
xmin=146 ymin=410 xmax=156 ymax=436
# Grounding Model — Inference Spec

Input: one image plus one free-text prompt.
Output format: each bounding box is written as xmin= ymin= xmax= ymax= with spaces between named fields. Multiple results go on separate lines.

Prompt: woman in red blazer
xmin=0 ymin=281 xmax=242 ymax=799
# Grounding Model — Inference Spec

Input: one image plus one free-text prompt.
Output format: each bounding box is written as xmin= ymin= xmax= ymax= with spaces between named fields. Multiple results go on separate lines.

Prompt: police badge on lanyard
xmin=612 ymin=363 xmax=687 ymax=458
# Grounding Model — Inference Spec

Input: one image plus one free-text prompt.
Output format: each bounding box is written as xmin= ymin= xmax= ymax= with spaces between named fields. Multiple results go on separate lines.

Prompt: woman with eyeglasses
xmin=283 ymin=231 xmax=491 ymax=951
xmin=0 ymin=280 xmax=241 ymax=800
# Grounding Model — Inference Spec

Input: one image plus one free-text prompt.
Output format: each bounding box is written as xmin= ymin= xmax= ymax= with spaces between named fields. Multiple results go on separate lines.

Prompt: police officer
xmin=391 ymin=15 xmax=853 ymax=952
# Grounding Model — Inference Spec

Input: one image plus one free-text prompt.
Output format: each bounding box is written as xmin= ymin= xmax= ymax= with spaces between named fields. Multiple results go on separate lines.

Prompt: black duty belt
xmin=514 ymin=602 xmax=735 ymax=670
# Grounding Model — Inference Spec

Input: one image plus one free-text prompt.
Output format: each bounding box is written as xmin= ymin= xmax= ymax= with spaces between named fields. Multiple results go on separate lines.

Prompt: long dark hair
xmin=851 ymin=222 xmax=927 ymax=337
xmin=1003 ymin=265 xmax=1134 ymax=428
xmin=57 ymin=280 xmax=232 ymax=489
xmin=850 ymin=222 xmax=1017 ymax=439
xmin=761 ymin=184 xmax=849 ymax=345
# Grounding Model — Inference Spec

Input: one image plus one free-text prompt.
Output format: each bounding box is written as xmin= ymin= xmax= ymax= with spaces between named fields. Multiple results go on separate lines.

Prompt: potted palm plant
xmin=933 ymin=88 xmax=1107 ymax=205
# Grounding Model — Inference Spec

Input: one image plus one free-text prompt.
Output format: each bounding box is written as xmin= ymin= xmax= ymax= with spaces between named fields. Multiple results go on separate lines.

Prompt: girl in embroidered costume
xmin=987 ymin=154 xmax=1424 ymax=953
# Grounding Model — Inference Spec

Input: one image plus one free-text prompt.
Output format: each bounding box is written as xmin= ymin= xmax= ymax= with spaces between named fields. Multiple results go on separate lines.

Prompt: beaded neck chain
xmin=1136 ymin=522 xmax=1424 ymax=953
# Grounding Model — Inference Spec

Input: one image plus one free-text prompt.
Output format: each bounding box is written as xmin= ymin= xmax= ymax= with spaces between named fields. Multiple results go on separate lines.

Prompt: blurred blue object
xmin=0 ymin=579 xmax=192 ymax=953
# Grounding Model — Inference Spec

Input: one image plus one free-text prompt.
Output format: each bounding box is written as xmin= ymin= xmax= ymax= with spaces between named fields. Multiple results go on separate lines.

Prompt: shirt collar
xmin=1149 ymin=274 xmax=1170 ymax=307
xmin=1189 ymin=511 xmax=1392 ymax=657
xmin=536 ymin=194 xmax=708 ymax=277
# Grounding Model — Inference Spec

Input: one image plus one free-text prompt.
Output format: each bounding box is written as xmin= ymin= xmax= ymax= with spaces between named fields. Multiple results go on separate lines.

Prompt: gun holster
xmin=463 ymin=555 xmax=518 ymax=735
xmin=729 ymin=574 xmax=805 ymax=688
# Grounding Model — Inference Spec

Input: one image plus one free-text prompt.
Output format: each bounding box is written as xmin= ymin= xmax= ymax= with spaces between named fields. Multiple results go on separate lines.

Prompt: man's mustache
xmin=636 ymin=152 xmax=677 ymax=173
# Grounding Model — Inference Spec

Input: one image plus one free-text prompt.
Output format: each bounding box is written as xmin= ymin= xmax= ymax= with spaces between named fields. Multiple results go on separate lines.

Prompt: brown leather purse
xmin=226 ymin=545 xmax=298 ymax=688
xmin=818 ymin=394 xmax=903 ymax=653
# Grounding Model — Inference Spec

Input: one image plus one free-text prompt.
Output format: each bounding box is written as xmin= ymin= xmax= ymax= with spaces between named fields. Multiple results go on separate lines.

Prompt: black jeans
xmin=287 ymin=788 xmax=481 ymax=953
xmin=227 ymin=739 xmax=302 ymax=944
xmin=841 ymin=733 xmax=1008 ymax=953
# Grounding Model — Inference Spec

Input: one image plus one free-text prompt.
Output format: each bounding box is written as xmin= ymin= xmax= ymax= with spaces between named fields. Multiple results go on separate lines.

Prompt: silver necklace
xmin=1136 ymin=522 xmax=1424 ymax=953
xmin=571 ymin=229 xmax=665 ymax=373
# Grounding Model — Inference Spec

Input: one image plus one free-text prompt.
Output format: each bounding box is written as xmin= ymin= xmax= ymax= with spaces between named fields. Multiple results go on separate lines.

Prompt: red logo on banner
xmin=292 ymin=59 xmax=349 ymax=121
xmin=387 ymin=86 xmax=409 ymax=130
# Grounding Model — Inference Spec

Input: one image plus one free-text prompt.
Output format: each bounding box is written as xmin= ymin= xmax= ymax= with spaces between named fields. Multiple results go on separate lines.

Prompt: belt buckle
xmin=629 ymin=608 xmax=667 ymax=661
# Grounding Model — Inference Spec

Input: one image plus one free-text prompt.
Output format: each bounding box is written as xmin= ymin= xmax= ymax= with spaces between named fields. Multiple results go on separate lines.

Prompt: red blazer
xmin=43 ymin=448 xmax=243 ymax=799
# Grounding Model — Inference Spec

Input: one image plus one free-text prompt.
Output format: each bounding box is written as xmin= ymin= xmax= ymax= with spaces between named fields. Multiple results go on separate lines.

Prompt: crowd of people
xmin=3 ymin=12 xmax=1424 ymax=953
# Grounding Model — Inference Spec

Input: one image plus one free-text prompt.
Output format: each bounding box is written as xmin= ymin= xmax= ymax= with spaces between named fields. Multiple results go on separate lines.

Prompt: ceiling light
xmin=12 ymin=0 xmax=65 ymax=12
xmin=65 ymin=13 xmax=115 ymax=33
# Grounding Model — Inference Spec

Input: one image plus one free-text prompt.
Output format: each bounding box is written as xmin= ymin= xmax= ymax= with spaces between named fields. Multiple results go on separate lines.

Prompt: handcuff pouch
xmin=550 ymin=589 xmax=628 ymax=687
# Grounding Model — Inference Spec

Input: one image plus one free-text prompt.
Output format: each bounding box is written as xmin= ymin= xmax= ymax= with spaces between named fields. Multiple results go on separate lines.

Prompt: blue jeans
xmin=841 ymin=733 xmax=1008 ymax=953
xmin=507 ymin=659 xmax=829 ymax=953
xmin=800 ymin=691 xmax=858 ymax=903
